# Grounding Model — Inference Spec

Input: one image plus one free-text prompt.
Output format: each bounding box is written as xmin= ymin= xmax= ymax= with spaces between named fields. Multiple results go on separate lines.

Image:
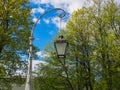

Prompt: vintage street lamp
xmin=25 ymin=8 xmax=66 ymax=90
xmin=54 ymin=35 xmax=68 ymax=58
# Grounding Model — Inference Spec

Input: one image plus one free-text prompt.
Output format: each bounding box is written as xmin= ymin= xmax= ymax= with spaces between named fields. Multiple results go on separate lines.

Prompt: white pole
xmin=25 ymin=36 xmax=34 ymax=90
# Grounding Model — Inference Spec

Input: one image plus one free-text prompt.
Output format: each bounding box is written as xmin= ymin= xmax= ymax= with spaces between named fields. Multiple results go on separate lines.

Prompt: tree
xmin=90 ymin=0 xmax=120 ymax=89
xmin=0 ymin=0 xmax=37 ymax=88
xmin=66 ymin=7 xmax=95 ymax=90
xmin=0 ymin=0 xmax=32 ymax=53
xmin=34 ymin=0 xmax=120 ymax=90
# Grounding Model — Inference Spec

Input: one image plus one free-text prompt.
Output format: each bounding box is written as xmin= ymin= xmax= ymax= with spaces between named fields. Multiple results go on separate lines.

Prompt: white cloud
xmin=32 ymin=17 xmax=40 ymax=23
xmin=36 ymin=51 xmax=43 ymax=57
xmin=51 ymin=17 xmax=66 ymax=29
xmin=15 ymin=60 xmax=46 ymax=77
xmin=49 ymin=31 xmax=54 ymax=35
xmin=32 ymin=60 xmax=46 ymax=71
xmin=30 ymin=0 xmax=84 ymax=14
xmin=15 ymin=60 xmax=46 ymax=76
xmin=30 ymin=0 xmax=84 ymax=29
xmin=31 ymin=7 xmax=44 ymax=23
xmin=51 ymin=17 xmax=59 ymax=28
xmin=31 ymin=7 xmax=45 ymax=14
xmin=43 ymin=18 xmax=50 ymax=24
xmin=33 ymin=16 xmax=66 ymax=29
xmin=30 ymin=0 xmax=50 ymax=4
xmin=61 ymin=21 xmax=67 ymax=30
xmin=32 ymin=17 xmax=37 ymax=22
xmin=36 ymin=51 xmax=50 ymax=58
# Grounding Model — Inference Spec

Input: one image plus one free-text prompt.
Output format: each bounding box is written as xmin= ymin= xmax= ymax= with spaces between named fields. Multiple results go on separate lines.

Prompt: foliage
xmin=0 ymin=0 xmax=36 ymax=88
xmin=34 ymin=0 xmax=120 ymax=90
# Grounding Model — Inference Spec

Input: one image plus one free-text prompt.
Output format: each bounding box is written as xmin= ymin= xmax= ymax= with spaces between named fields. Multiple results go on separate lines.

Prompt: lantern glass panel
xmin=55 ymin=42 xmax=67 ymax=56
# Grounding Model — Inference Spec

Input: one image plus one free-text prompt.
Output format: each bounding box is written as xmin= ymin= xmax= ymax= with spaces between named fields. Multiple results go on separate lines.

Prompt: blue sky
xmin=28 ymin=0 xmax=120 ymax=70
xmin=29 ymin=0 xmax=120 ymax=60
xmin=20 ymin=0 xmax=120 ymax=72
xmin=29 ymin=0 xmax=84 ymax=59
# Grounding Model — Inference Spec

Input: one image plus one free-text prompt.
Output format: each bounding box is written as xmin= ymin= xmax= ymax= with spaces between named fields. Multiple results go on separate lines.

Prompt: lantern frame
xmin=54 ymin=36 xmax=68 ymax=58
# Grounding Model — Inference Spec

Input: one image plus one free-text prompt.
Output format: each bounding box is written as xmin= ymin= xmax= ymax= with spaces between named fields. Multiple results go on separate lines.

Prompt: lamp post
xmin=25 ymin=8 xmax=66 ymax=90
xmin=54 ymin=35 xmax=68 ymax=58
